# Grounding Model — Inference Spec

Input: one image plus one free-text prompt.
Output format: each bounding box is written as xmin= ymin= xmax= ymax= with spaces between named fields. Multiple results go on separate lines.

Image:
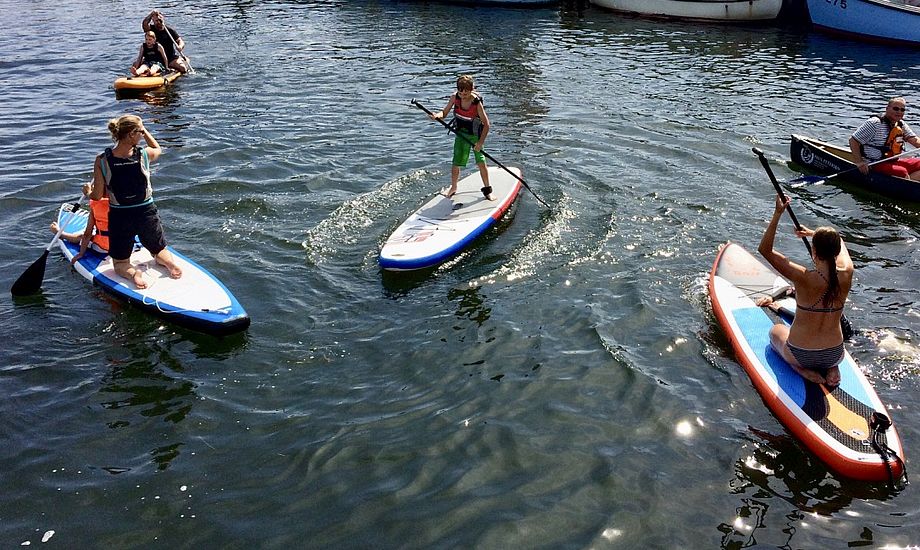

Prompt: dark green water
xmin=2 ymin=1 xmax=919 ymax=547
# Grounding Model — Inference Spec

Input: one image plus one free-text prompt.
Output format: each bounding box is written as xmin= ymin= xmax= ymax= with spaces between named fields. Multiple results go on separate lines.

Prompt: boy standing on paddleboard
xmin=430 ymin=75 xmax=493 ymax=200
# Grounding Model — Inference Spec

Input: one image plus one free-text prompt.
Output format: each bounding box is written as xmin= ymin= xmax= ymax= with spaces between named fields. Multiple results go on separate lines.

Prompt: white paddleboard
xmin=56 ymin=203 xmax=250 ymax=335
xmin=379 ymin=166 xmax=522 ymax=270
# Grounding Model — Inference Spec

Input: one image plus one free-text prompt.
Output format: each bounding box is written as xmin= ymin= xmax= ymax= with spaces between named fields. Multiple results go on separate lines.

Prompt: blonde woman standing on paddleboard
xmin=758 ymin=194 xmax=853 ymax=387
xmin=89 ymin=115 xmax=181 ymax=289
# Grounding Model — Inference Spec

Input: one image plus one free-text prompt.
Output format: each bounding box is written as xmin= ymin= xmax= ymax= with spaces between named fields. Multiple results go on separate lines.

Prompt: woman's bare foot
xmin=789 ymin=363 xmax=826 ymax=385
xmin=132 ymin=269 xmax=148 ymax=289
xmin=441 ymin=186 xmax=456 ymax=198
xmin=156 ymin=251 xmax=182 ymax=279
xmin=825 ymin=366 xmax=841 ymax=387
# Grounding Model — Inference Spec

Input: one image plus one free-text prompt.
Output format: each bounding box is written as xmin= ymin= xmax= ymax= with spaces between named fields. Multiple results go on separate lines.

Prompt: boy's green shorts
xmin=452 ymin=131 xmax=486 ymax=167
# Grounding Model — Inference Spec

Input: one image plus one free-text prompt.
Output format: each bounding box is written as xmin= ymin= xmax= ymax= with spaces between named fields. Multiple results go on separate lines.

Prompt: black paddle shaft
xmin=752 ymin=147 xmax=855 ymax=339
xmin=411 ymin=99 xmax=550 ymax=209
xmin=10 ymin=199 xmax=83 ymax=297
xmin=753 ymin=148 xmax=812 ymax=254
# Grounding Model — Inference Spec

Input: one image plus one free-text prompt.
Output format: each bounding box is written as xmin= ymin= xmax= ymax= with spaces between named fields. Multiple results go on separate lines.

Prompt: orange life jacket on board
xmin=89 ymin=198 xmax=110 ymax=251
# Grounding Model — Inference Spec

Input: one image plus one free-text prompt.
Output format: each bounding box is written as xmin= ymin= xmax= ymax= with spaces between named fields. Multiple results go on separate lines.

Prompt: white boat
xmin=590 ymin=0 xmax=783 ymax=21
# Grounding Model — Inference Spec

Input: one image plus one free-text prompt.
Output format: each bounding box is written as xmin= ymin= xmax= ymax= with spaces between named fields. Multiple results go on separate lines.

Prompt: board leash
xmin=869 ymin=412 xmax=909 ymax=489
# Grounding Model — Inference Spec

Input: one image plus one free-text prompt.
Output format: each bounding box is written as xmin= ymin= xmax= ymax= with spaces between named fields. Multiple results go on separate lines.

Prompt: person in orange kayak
xmin=758 ymin=194 xmax=854 ymax=387
xmin=142 ymin=10 xmax=189 ymax=74
xmin=50 ymin=183 xmax=109 ymax=264
xmin=430 ymin=74 xmax=492 ymax=200
xmin=130 ymin=31 xmax=169 ymax=77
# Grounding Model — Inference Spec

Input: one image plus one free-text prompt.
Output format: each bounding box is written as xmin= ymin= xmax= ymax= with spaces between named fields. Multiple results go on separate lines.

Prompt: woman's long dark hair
xmin=812 ymin=227 xmax=842 ymax=306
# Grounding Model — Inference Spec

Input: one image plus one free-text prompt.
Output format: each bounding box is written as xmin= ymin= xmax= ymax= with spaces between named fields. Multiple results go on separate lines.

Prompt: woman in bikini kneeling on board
xmin=757 ymin=194 xmax=853 ymax=387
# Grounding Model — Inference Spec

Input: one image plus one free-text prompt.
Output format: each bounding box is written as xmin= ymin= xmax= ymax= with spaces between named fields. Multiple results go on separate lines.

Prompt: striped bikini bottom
xmin=786 ymin=342 xmax=845 ymax=372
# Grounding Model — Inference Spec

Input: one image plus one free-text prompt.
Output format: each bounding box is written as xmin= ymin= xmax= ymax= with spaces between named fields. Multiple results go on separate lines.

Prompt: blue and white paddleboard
xmin=709 ymin=242 xmax=904 ymax=481
xmin=379 ymin=166 xmax=522 ymax=271
xmin=55 ymin=203 xmax=250 ymax=336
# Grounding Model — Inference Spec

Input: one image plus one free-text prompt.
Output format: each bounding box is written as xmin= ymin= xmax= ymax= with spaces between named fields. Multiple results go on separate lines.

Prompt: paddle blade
xmin=788 ymin=175 xmax=826 ymax=188
xmin=786 ymin=176 xmax=826 ymax=185
xmin=10 ymin=250 xmax=50 ymax=296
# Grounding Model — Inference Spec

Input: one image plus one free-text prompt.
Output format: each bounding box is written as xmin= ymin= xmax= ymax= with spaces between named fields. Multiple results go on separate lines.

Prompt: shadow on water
xmin=103 ymin=299 xmax=251 ymax=358
xmin=379 ymin=197 xmax=524 ymax=297
xmin=97 ymin=343 xmax=197 ymax=472
xmin=380 ymin=265 xmax=439 ymax=298
xmin=114 ymin=84 xmax=182 ymax=108
xmin=718 ymin=426 xmax=903 ymax=548
xmin=448 ymin=284 xmax=491 ymax=326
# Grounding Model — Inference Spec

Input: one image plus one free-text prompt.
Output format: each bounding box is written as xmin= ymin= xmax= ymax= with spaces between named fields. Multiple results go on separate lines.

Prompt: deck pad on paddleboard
xmin=379 ymin=166 xmax=523 ymax=270
xmin=56 ymin=203 xmax=249 ymax=335
xmin=709 ymin=242 xmax=904 ymax=481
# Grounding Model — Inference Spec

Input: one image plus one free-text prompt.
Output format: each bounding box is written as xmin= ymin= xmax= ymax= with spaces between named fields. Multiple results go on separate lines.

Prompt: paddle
xmin=11 ymin=195 xmax=85 ymax=297
xmin=411 ymin=99 xmax=551 ymax=209
xmin=160 ymin=21 xmax=194 ymax=74
xmin=789 ymin=148 xmax=920 ymax=187
xmin=752 ymin=147 xmax=855 ymax=340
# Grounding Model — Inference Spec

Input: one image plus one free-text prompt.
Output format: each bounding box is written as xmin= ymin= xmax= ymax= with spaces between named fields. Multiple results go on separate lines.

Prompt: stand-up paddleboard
xmin=709 ymin=242 xmax=905 ymax=482
xmin=113 ymin=70 xmax=181 ymax=92
xmin=379 ymin=166 xmax=523 ymax=271
xmin=56 ymin=203 xmax=250 ymax=336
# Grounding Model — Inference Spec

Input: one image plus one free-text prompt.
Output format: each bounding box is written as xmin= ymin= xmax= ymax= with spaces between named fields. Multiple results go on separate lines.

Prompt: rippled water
xmin=2 ymin=1 xmax=920 ymax=547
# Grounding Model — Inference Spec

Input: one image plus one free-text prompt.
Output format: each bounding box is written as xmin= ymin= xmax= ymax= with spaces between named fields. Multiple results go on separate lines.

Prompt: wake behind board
xmin=56 ymin=203 xmax=250 ymax=336
xmin=709 ymin=242 xmax=904 ymax=482
xmin=113 ymin=70 xmax=182 ymax=92
xmin=379 ymin=166 xmax=523 ymax=271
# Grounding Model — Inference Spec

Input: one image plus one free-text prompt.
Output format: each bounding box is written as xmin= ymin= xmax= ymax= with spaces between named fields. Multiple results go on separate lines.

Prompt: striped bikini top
xmin=797 ymin=269 xmax=844 ymax=313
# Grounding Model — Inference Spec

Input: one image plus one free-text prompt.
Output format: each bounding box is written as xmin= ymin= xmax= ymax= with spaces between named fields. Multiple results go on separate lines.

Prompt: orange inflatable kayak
xmin=113 ymin=70 xmax=182 ymax=91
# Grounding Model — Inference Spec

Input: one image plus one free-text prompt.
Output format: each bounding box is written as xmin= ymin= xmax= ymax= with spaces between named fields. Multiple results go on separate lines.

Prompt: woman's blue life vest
xmin=100 ymin=146 xmax=153 ymax=208
xmin=450 ymin=92 xmax=484 ymax=138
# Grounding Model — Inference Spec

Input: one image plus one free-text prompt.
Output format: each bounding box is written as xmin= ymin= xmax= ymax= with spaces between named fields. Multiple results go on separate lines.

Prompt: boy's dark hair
xmin=457 ymin=75 xmax=474 ymax=91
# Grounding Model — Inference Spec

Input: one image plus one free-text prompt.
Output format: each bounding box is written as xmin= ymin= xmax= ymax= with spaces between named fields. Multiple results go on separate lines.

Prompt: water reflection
xmin=449 ymin=285 xmax=491 ymax=326
xmin=114 ymin=85 xmax=181 ymax=107
xmin=379 ymin=266 xmax=439 ymax=298
xmin=718 ymin=426 xmax=902 ymax=548
xmin=97 ymin=335 xmax=198 ymax=471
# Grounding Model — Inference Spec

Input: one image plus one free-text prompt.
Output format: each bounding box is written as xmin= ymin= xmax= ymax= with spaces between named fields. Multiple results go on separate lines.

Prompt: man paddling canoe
xmin=849 ymin=97 xmax=920 ymax=182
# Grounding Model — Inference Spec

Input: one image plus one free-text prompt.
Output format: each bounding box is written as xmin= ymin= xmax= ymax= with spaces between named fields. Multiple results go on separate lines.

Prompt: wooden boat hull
xmin=805 ymin=0 xmax=920 ymax=47
xmin=589 ymin=0 xmax=783 ymax=21
xmin=789 ymin=134 xmax=920 ymax=203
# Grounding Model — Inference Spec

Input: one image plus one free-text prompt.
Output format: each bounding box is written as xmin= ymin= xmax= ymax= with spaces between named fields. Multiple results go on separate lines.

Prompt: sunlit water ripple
xmin=1 ymin=1 xmax=919 ymax=547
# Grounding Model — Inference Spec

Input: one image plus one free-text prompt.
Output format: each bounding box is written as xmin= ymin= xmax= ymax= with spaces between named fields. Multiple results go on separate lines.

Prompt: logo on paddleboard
xmin=800 ymin=145 xmax=815 ymax=166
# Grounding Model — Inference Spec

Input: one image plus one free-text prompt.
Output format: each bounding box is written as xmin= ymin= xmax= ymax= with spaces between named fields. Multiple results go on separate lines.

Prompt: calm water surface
xmin=2 ymin=1 xmax=920 ymax=547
